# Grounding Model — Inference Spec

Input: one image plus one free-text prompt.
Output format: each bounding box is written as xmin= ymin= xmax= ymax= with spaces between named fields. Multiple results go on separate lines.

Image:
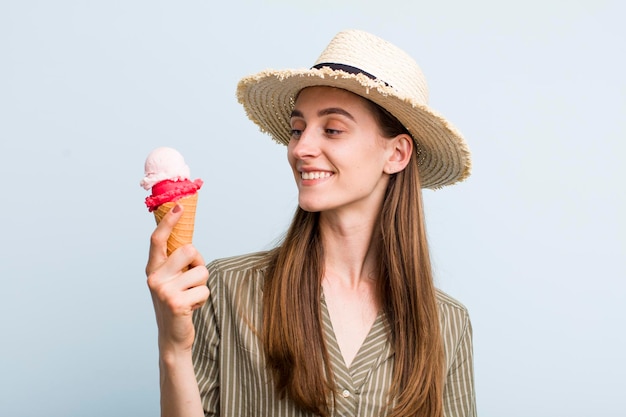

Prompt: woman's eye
xmin=290 ymin=129 xmax=303 ymax=138
xmin=325 ymin=128 xmax=342 ymax=135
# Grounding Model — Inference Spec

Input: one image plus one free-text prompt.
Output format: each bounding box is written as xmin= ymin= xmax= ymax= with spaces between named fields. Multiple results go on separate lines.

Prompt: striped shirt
xmin=192 ymin=251 xmax=476 ymax=416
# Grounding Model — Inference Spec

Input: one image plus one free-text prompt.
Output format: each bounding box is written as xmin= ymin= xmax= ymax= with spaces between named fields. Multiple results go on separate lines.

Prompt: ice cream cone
xmin=153 ymin=193 xmax=198 ymax=256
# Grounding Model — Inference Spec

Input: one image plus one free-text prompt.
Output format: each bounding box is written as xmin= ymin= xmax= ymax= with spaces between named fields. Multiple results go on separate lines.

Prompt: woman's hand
xmin=145 ymin=203 xmax=210 ymax=356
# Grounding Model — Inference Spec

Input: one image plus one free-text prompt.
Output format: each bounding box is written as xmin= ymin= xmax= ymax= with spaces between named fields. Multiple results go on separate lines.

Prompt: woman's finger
xmin=146 ymin=203 xmax=184 ymax=275
xmin=170 ymin=263 xmax=208 ymax=291
xmin=149 ymin=265 xmax=210 ymax=317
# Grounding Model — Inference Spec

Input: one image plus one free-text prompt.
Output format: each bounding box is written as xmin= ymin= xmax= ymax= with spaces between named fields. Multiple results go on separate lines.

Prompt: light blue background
xmin=1 ymin=1 xmax=624 ymax=416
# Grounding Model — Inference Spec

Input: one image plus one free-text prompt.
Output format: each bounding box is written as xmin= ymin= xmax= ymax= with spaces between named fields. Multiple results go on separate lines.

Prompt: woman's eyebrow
xmin=318 ymin=107 xmax=354 ymax=121
xmin=289 ymin=108 xmax=355 ymax=120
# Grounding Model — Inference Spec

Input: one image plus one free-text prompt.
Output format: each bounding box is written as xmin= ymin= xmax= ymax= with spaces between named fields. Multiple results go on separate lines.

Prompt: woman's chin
xmin=298 ymin=198 xmax=326 ymax=213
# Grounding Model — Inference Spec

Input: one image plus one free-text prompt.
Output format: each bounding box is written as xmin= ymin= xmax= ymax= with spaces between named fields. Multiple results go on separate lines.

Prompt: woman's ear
xmin=384 ymin=134 xmax=413 ymax=174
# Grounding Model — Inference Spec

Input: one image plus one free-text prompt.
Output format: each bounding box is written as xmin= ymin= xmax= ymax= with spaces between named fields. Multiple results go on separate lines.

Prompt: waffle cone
xmin=153 ymin=193 xmax=198 ymax=256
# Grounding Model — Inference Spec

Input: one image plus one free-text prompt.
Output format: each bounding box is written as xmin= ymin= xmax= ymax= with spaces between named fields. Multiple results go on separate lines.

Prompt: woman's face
xmin=288 ymin=86 xmax=395 ymax=215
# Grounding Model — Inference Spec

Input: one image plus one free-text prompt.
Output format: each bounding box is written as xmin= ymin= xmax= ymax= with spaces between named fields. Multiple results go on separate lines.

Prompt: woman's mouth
xmin=301 ymin=171 xmax=333 ymax=180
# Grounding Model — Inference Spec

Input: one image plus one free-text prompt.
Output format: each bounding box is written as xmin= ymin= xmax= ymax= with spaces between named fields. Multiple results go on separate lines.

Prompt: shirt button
xmin=341 ymin=389 xmax=351 ymax=398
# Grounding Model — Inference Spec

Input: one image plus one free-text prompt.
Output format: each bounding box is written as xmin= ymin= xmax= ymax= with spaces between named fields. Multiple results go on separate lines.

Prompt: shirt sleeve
xmin=192 ymin=263 xmax=221 ymax=416
xmin=442 ymin=311 xmax=476 ymax=417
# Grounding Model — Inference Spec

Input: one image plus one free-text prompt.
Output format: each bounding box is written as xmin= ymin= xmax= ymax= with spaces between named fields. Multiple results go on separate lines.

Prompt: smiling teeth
xmin=301 ymin=171 xmax=332 ymax=180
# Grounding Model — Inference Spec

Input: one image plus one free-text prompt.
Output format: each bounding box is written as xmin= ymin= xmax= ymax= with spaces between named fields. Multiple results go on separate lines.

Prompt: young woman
xmin=146 ymin=29 xmax=476 ymax=417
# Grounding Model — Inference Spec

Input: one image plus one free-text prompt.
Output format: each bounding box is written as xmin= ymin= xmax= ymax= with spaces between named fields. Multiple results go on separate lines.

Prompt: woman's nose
xmin=290 ymin=129 xmax=321 ymax=159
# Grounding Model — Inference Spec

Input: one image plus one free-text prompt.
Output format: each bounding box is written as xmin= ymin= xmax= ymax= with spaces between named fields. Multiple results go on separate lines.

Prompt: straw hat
xmin=236 ymin=29 xmax=471 ymax=189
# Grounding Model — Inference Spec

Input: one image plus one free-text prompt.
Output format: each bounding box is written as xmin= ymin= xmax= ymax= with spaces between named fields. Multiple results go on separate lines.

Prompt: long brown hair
xmin=262 ymin=97 xmax=445 ymax=417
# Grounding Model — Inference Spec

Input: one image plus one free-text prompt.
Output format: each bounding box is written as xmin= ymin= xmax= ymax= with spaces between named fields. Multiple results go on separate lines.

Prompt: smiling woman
xmin=287 ymin=87 xmax=405 ymax=215
xmin=145 ymin=29 xmax=475 ymax=417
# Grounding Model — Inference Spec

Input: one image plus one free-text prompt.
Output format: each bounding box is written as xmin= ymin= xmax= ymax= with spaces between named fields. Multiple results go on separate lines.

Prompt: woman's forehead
xmin=294 ymin=86 xmax=371 ymax=112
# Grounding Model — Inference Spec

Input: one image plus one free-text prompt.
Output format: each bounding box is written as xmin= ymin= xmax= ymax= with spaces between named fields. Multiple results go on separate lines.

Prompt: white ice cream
xmin=140 ymin=147 xmax=191 ymax=190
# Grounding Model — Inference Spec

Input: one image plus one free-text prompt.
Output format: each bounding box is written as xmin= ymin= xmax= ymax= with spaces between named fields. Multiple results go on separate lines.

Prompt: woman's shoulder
xmin=435 ymin=288 xmax=472 ymax=331
xmin=207 ymin=250 xmax=274 ymax=274
xmin=435 ymin=289 xmax=469 ymax=314
xmin=202 ymin=251 xmax=272 ymax=317
xmin=435 ymin=289 xmax=474 ymax=371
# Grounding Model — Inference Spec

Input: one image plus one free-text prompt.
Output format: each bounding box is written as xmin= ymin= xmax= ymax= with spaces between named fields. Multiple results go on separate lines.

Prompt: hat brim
xmin=237 ymin=66 xmax=471 ymax=189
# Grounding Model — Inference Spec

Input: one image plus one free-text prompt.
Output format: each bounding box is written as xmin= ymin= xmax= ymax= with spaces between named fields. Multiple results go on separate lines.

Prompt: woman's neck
xmin=319 ymin=210 xmax=380 ymax=289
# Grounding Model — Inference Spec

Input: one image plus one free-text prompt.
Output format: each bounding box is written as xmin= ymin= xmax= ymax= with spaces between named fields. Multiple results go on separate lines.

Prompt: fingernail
xmin=172 ymin=204 xmax=182 ymax=213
